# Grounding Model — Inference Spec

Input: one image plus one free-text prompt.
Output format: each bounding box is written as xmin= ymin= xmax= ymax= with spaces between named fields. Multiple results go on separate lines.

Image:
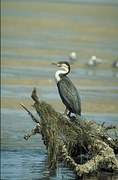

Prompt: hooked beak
xmin=51 ymin=62 xmax=60 ymax=67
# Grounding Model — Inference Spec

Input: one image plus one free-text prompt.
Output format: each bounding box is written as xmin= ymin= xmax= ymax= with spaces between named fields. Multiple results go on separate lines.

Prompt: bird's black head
xmin=51 ymin=61 xmax=70 ymax=73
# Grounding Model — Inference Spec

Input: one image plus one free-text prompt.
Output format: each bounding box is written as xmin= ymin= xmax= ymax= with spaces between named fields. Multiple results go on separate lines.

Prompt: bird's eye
xmin=57 ymin=63 xmax=61 ymax=67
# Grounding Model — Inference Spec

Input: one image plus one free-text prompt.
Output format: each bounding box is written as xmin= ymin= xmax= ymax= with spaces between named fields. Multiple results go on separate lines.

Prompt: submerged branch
xmin=24 ymin=124 xmax=41 ymax=140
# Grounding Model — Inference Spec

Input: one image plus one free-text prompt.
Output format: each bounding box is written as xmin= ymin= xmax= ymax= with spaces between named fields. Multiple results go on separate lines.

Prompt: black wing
xmin=57 ymin=76 xmax=81 ymax=115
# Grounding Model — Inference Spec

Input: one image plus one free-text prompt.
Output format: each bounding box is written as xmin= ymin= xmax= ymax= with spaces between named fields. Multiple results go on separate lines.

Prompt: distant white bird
xmin=86 ymin=55 xmax=103 ymax=66
xmin=69 ymin=52 xmax=77 ymax=62
xmin=112 ymin=59 xmax=118 ymax=68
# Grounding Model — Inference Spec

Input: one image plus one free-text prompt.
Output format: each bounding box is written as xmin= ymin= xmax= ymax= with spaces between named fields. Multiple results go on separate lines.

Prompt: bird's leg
xmin=64 ymin=107 xmax=68 ymax=115
xmin=64 ymin=108 xmax=72 ymax=119
xmin=68 ymin=111 xmax=71 ymax=117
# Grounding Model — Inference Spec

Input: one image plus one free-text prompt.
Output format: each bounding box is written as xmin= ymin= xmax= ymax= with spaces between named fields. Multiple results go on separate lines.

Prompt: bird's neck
xmin=55 ymin=69 xmax=69 ymax=83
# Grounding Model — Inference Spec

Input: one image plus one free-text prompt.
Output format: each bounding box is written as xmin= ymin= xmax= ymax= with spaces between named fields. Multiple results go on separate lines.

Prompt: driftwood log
xmin=20 ymin=87 xmax=118 ymax=177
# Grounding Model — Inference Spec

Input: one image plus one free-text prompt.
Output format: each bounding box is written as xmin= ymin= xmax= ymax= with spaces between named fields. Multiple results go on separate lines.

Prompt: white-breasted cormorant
xmin=52 ymin=61 xmax=85 ymax=127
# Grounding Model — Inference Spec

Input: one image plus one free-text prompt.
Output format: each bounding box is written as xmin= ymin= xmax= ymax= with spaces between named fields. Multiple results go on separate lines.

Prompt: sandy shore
xmin=1 ymin=1 xmax=118 ymax=113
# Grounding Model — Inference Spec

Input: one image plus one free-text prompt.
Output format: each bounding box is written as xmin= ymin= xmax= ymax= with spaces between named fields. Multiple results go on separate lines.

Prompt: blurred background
xmin=1 ymin=0 xmax=118 ymax=179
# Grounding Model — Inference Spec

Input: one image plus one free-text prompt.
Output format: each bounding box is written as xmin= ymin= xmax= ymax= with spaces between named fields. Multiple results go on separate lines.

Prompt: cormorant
xmin=52 ymin=61 xmax=85 ymax=127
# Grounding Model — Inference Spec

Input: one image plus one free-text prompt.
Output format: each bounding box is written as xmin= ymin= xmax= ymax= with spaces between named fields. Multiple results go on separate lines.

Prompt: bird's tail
xmin=76 ymin=114 xmax=86 ymax=128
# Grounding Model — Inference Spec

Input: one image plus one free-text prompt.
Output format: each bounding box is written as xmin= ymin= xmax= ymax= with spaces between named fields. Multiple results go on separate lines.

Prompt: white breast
xmin=55 ymin=69 xmax=68 ymax=83
xmin=55 ymin=70 xmax=63 ymax=83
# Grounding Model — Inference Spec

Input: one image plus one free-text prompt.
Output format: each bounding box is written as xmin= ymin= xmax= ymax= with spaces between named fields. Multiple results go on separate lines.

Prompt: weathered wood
xmin=21 ymin=87 xmax=118 ymax=177
xmin=20 ymin=103 xmax=40 ymax=124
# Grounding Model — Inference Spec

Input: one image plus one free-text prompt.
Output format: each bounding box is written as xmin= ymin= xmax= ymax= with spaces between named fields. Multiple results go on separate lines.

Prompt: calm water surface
xmin=1 ymin=1 xmax=118 ymax=179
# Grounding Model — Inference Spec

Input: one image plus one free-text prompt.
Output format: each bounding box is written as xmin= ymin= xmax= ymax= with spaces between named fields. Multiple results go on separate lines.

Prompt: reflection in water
xmin=112 ymin=69 xmax=118 ymax=77
xmin=85 ymin=68 xmax=96 ymax=76
xmin=1 ymin=110 xmax=76 ymax=180
xmin=1 ymin=148 xmax=75 ymax=180
xmin=85 ymin=67 xmax=118 ymax=77
xmin=1 ymin=149 xmax=48 ymax=179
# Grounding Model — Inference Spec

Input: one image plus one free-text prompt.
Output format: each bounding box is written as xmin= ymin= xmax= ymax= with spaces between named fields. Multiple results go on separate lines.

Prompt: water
xmin=1 ymin=1 xmax=118 ymax=179
xmin=1 ymin=109 xmax=76 ymax=180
